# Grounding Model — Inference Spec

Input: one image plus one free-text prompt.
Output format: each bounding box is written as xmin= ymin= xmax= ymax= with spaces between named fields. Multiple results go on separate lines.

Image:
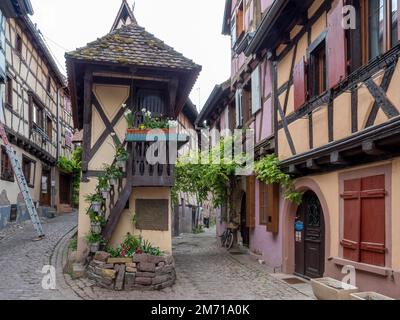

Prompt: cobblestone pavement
xmin=0 ymin=213 xmax=78 ymax=300
xmin=65 ymin=228 xmax=314 ymax=300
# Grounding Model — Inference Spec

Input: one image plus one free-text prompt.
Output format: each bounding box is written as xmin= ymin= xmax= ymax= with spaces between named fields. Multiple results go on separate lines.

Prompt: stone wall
xmin=86 ymin=252 xmax=176 ymax=291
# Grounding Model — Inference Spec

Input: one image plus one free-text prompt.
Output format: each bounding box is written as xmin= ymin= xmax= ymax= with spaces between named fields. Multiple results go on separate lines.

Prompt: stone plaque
xmin=135 ymin=199 xmax=169 ymax=231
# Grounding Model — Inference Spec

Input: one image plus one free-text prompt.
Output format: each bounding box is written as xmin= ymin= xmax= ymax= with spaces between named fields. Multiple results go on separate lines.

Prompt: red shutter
xmin=327 ymin=0 xmax=347 ymax=88
xmin=359 ymin=175 xmax=386 ymax=267
xmin=341 ymin=179 xmax=361 ymax=262
xmin=293 ymin=56 xmax=307 ymax=111
xmin=266 ymin=183 xmax=280 ymax=233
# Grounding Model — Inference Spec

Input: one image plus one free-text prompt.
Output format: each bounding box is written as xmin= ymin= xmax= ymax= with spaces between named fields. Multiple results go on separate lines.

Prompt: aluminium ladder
xmin=0 ymin=121 xmax=45 ymax=240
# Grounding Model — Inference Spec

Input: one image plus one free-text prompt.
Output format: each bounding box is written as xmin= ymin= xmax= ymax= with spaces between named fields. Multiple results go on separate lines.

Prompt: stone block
xmin=157 ymin=262 xmax=166 ymax=267
xmin=102 ymin=264 xmax=115 ymax=269
xmin=126 ymin=262 xmax=137 ymax=268
xmin=115 ymin=264 xmax=126 ymax=291
xmin=108 ymin=257 xmax=132 ymax=264
xmin=94 ymin=251 xmax=111 ymax=262
xmin=156 ymin=265 xmax=174 ymax=275
xmin=152 ymin=275 xmax=169 ymax=285
xmin=132 ymin=254 xmax=148 ymax=263
xmin=135 ymin=277 xmax=152 ymax=286
xmin=102 ymin=268 xmax=117 ymax=279
xmin=124 ymin=272 xmax=136 ymax=290
xmin=138 ymin=262 xmax=156 ymax=272
xmin=90 ymin=259 xmax=105 ymax=267
xmin=136 ymin=271 xmax=156 ymax=278
xmin=126 ymin=267 xmax=137 ymax=273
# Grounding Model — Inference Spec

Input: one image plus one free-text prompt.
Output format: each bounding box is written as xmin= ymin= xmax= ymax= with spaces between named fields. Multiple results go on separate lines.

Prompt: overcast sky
xmin=29 ymin=0 xmax=231 ymax=111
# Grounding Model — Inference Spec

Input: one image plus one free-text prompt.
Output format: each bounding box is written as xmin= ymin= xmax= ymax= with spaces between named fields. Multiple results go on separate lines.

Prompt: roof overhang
xmin=245 ymin=0 xmax=314 ymax=56
xmin=221 ymin=0 xmax=232 ymax=35
xmin=66 ymin=57 xmax=201 ymax=130
xmin=0 ymin=0 xmax=33 ymax=18
xmin=196 ymin=80 xmax=231 ymax=127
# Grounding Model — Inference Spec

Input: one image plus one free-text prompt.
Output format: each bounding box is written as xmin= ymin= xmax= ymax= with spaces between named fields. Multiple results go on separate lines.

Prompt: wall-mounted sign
xmin=295 ymin=221 xmax=304 ymax=232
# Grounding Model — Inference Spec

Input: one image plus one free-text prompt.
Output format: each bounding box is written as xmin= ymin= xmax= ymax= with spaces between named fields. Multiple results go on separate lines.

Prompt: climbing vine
xmin=254 ymin=154 xmax=302 ymax=205
xmin=57 ymin=146 xmax=82 ymax=207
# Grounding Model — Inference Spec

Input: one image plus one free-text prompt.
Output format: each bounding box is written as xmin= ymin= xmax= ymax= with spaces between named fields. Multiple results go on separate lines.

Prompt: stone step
xmin=58 ymin=204 xmax=73 ymax=214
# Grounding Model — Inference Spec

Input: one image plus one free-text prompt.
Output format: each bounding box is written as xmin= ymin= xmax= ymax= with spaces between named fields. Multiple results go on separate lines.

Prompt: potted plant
xmin=84 ymin=193 xmax=103 ymax=212
xmin=87 ymin=209 xmax=105 ymax=234
xmin=105 ymin=164 xmax=123 ymax=186
xmin=126 ymin=109 xmax=176 ymax=135
xmin=98 ymin=174 xmax=110 ymax=199
xmin=85 ymin=232 xmax=105 ymax=254
xmin=116 ymin=145 xmax=129 ymax=169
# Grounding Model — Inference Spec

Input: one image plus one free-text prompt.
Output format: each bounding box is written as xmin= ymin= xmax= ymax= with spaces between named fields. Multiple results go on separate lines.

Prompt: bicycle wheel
xmin=225 ymin=231 xmax=234 ymax=250
xmin=220 ymin=231 xmax=227 ymax=247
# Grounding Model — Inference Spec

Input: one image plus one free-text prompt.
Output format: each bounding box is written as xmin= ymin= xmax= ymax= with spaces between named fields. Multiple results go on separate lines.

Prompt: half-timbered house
xmin=66 ymin=1 xmax=201 ymax=260
xmin=0 ymin=0 xmax=75 ymax=230
xmin=246 ymin=0 xmax=400 ymax=297
xmin=197 ymin=0 xmax=279 ymax=264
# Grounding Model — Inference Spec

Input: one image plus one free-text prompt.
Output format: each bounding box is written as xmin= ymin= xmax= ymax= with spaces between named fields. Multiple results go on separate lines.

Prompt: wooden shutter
xmin=341 ymin=178 xmax=361 ymax=262
xmin=327 ymin=0 xmax=347 ymax=88
xmin=259 ymin=182 xmax=267 ymax=225
xmin=251 ymin=65 xmax=261 ymax=114
xmin=235 ymin=89 xmax=243 ymax=127
xmin=359 ymin=175 xmax=386 ymax=267
xmin=246 ymin=176 xmax=256 ymax=228
xmin=266 ymin=183 xmax=280 ymax=233
xmin=293 ymin=56 xmax=307 ymax=111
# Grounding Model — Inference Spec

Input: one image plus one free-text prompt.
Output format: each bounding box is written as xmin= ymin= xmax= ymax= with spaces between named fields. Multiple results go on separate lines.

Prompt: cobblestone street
xmin=65 ymin=228 xmax=313 ymax=300
xmin=0 ymin=215 xmax=313 ymax=300
xmin=0 ymin=213 xmax=78 ymax=300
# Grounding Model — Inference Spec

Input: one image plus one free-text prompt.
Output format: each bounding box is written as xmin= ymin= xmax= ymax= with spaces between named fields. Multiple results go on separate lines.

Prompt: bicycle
xmin=219 ymin=223 xmax=238 ymax=250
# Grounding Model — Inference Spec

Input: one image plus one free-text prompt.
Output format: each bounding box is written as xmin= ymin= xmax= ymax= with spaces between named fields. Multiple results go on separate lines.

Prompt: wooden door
xmin=295 ymin=191 xmax=325 ymax=278
xmin=240 ymin=194 xmax=249 ymax=247
xmin=40 ymin=169 xmax=51 ymax=206
xmin=59 ymin=173 xmax=72 ymax=205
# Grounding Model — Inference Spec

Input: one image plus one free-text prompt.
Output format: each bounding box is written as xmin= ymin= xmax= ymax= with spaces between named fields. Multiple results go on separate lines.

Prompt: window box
xmin=331 ymin=257 xmax=391 ymax=277
xmin=311 ymin=277 xmax=359 ymax=300
xmin=125 ymin=129 xmax=189 ymax=148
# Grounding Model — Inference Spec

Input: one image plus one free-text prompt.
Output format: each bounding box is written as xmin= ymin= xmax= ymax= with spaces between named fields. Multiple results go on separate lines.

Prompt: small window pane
xmin=368 ymin=0 xmax=384 ymax=60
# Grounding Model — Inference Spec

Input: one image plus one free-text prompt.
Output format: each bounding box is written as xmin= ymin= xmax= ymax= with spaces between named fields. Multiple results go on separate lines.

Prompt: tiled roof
xmin=66 ymin=23 xmax=201 ymax=71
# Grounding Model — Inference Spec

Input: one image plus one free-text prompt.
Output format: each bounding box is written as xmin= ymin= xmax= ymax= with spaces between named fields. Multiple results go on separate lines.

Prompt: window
xmin=5 ymin=76 xmax=12 ymax=107
xmin=32 ymin=101 xmax=43 ymax=129
xmin=259 ymin=182 xmax=268 ymax=225
xmin=367 ymin=0 xmax=385 ymax=60
xmin=1 ymin=147 xmax=14 ymax=182
xmin=231 ymin=1 xmax=244 ymax=46
xmin=46 ymin=76 xmax=51 ymax=93
xmin=341 ymin=175 xmax=386 ymax=267
xmin=309 ymin=41 xmax=327 ymax=98
xmin=15 ymin=33 xmax=22 ymax=56
xmin=22 ymin=155 xmax=36 ymax=188
xmin=46 ymin=116 xmax=52 ymax=141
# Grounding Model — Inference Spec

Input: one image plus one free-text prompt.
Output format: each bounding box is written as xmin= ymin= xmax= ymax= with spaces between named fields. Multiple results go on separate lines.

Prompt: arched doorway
xmin=294 ymin=191 xmax=325 ymax=279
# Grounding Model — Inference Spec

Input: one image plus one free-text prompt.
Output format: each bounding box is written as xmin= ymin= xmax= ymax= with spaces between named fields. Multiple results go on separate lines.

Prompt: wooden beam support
xmin=82 ymin=70 xmax=93 ymax=178
xmin=330 ymin=151 xmax=347 ymax=165
xmin=168 ymin=77 xmax=179 ymax=118
xmin=362 ymin=140 xmax=385 ymax=156
xmin=306 ymin=158 xmax=320 ymax=170
xmin=289 ymin=164 xmax=301 ymax=175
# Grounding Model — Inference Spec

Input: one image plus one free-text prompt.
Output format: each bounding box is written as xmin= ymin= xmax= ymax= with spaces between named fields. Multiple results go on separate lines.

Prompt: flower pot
xmin=92 ymin=202 xmax=102 ymax=212
xmin=109 ymin=178 xmax=118 ymax=186
xmin=311 ymin=277 xmax=359 ymax=300
xmin=101 ymin=190 xmax=109 ymax=199
xmin=90 ymin=243 xmax=100 ymax=253
xmin=116 ymin=160 xmax=126 ymax=170
xmin=91 ymin=222 xmax=102 ymax=234
xmin=350 ymin=292 xmax=394 ymax=300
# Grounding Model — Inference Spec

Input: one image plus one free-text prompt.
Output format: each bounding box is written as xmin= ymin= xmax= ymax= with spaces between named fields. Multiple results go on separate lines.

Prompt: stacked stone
xmin=86 ymin=251 xmax=176 ymax=291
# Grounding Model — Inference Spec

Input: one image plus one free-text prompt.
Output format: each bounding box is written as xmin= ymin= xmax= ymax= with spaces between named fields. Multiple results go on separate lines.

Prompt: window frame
xmin=1 ymin=146 xmax=14 ymax=182
xmin=307 ymin=32 xmax=327 ymax=98
xmin=5 ymin=75 xmax=13 ymax=108
xmin=15 ymin=33 xmax=22 ymax=57
xmin=22 ymin=155 xmax=36 ymax=188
